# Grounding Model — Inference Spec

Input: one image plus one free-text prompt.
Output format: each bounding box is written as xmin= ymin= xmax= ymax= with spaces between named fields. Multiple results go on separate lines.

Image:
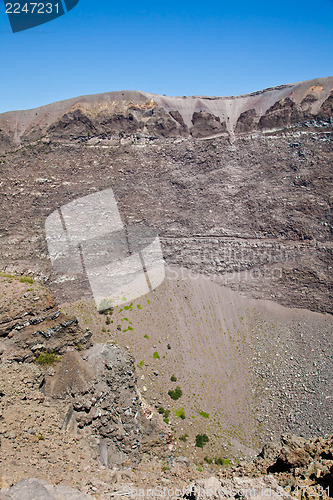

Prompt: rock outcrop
xmin=44 ymin=343 xmax=173 ymax=466
xmin=0 ymin=275 xmax=92 ymax=363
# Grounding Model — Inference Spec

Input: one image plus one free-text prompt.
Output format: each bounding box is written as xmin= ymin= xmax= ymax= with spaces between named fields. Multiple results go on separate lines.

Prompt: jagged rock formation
xmin=0 ymin=275 xmax=92 ymax=362
xmin=220 ymin=434 xmax=333 ymax=500
xmin=44 ymin=344 xmax=173 ymax=466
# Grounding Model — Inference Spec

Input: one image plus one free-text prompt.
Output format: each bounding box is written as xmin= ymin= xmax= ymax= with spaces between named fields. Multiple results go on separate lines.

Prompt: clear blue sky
xmin=0 ymin=0 xmax=332 ymax=113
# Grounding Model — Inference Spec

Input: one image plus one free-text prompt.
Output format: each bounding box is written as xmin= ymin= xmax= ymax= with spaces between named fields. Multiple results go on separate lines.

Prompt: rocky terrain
xmin=0 ymin=77 xmax=332 ymax=497
xmin=0 ymin=77 xmax=332 ymax=313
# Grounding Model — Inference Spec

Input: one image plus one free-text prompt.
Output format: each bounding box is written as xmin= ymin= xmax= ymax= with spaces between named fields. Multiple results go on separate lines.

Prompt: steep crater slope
xmin=0 ymin=77 xmax=332 ymax=313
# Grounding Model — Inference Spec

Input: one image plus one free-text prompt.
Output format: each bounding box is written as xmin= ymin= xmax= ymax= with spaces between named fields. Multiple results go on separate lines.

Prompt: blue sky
xmin=0 ymin=0 xmax=332 ymax=113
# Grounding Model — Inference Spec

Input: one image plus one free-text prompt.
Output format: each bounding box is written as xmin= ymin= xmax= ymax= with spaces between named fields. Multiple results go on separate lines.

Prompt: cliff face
xmin=0 ymin=77 xmax=332 ymax=313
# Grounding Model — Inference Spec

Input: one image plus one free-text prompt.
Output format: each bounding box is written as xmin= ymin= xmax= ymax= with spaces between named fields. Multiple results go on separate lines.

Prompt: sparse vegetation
xmin=0 ymin=272 xmax=34 ymax=284
xmin=168 ymin=386 xmax=182 ymax=400
xmin=159 ymin=407 xmax=170 ymax=424
xmin=137 ymin=360 xmax=144 ymax=368
xmin=215 ymin=457 xmax=231 ymax=466
xmin=123 ymin=325 xmax=133 ymax=332
xmin=173 ymin=407 xmax=185 ymax=419
xmin=0 ymin=272 xmax=15 ymax=279
xmin=199 ymin=411 xmax=209 ymax=418
xmin=204 ymin=456 xmax=213 ymax=464
xmin=34 ymin=351 xmax=61 ymax=366
xmin=179 ymin=434 xmax=188 ymax=442
xmin=195 ymin=434 xmax=209 ymax=448
xmin=19 ymin=276 xmax=34 ymax=284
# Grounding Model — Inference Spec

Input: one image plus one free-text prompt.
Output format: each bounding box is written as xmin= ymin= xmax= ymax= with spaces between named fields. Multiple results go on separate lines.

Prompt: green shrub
xmin=199 ymin=411 xmax=209 ymax=418
xmin=137 ymin=360 xmax=144 ymax=368
xmin=173 ymin=407 xmax=185 ymax=419
xmin=158 ymin=408 xmax=170 ymax=422
xmin=153 ymin=351 xmax=160 ymax=359
xmin=34 ymin=351 xmax=60 ymax=366
xmin=195 ymin=434 xmax=209 ymax=448
xmin=170 ymin=374 xmax=177 ymax=382
xmin=105 ymin=316 xmax=111 ymax=325
xmin=127 ymin=325 xmax=133 ymax=331
xmin=168 ymin=386 xmax=182 ymax=400
xmin=161 ymin=461 xmax=169 ymax=471
xmin=19 ymin=276 xmax=34 ymax=284
xmin=215 ymin=457 xmax=230 ymax=466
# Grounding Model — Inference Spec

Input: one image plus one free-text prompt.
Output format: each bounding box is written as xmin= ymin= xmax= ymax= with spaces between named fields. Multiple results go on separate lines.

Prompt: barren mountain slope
xmin=0 ymin=77 xmax=332 ymax=312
